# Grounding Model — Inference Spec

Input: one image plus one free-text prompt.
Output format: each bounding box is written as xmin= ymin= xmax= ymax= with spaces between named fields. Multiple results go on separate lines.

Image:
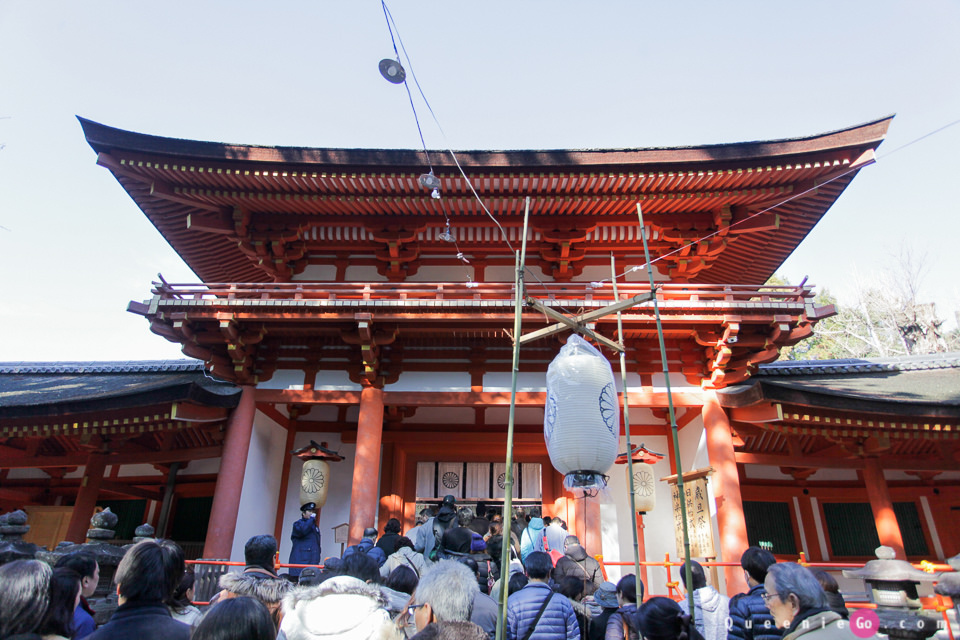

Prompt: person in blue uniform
xmin=289 ymin=502 xmax=322 ymax=579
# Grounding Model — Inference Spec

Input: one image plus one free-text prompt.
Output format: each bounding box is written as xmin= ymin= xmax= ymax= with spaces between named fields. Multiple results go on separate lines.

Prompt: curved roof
xmin=80 ymin=116 xmax=892 ymax=284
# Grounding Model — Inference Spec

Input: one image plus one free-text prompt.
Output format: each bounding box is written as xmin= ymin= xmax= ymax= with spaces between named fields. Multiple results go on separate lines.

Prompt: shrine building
xmin=1 ymin=115 xmax=958 ymax=596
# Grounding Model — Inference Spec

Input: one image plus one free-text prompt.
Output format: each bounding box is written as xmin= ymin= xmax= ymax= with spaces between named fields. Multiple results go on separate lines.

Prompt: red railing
xmin=148 ymin=281 xmax=815 ymax=305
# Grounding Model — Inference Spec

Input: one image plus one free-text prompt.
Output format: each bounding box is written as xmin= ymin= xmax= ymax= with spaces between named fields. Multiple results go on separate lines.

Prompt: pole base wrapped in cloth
xmin=544 ymin=335 xmax=619 ymax=495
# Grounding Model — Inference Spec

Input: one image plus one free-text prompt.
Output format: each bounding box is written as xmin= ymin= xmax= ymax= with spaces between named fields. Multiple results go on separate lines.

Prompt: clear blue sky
xmin=1 ymin=1 xmax=958 ymax=361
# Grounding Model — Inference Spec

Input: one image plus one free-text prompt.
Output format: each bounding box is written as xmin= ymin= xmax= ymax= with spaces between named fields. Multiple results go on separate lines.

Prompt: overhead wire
xmin=380 ymin=3 xmax=960 ymax=313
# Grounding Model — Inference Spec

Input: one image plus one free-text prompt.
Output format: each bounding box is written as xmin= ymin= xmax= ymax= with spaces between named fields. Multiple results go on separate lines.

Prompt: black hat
xmin=442 ymin=494 xmax=457 ymax=505
xmin=301 ymin=502 xmax=317 ymax=512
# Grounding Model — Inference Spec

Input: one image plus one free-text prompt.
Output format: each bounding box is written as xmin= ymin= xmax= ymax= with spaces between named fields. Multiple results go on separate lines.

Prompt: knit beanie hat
xmin=470 ymin=532 xmax=486 ymax=553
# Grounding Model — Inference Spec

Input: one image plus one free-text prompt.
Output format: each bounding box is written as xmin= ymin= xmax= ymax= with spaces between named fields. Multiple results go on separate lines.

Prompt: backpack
xmin=543 ymin=535 xmax=563 ymax=566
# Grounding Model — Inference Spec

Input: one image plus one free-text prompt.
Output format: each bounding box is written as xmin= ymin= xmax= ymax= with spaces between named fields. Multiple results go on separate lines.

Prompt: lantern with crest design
xmin=544 ymin=335 xmax=619 ymax=494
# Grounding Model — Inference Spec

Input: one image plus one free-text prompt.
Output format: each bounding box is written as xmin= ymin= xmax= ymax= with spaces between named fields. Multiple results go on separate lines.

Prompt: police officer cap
xmin=301 ymin=502 xmax=317 ymax=512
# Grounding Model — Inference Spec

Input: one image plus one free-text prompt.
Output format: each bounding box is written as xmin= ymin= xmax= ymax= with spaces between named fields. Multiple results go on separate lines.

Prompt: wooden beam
xmin=729 ymin=404 xmax=783 ymax=424
xmin=171 ymin=402 xmax=230 ymax=423
xmin=0 ymin=446 xmax=222 ymax=470
xmin=519 ymin=292 xmax=654 ymax=346
xmin=254 ymin=389 xmax=704 ymax=408
xmin=524 ymin=297 xmax=624 ymax=352
xmin=734 ymin=452 xmax=960 ymax=472
xmin=100 ymin=480 xmax=164 ymax=501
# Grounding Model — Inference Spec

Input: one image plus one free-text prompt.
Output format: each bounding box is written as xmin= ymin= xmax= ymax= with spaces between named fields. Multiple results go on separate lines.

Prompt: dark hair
xmin=486 ymin=535 xmax=503 ymax=569
xmin=617 ymin=574 xmax=639 ymax=603
xmin=0 ymin=559 xmax=51 ymax=637
xmin=456 ymin=555 xmax=479 ymax=576
xmin=166 ymin=569 xmax=196 ymax=612
xmin=558 ymin=575 xmax=585 ymax=601
xmin=679 ymin=560 xmax=706 ymax=590
xmin=740 ymin=546 xmax=776 ymax=584
xmin=192 ymin=596 xmax=275 ymax=640
xmin=638 ymin=596 xmax=702 ymax=640
xmin=115 ymin=539 xmax=185 ymax=603
xmin=386 ymin=565 xmax=419 ymax=595
xmin=341 ymin=550 xmax=380 ymax=584
xmin=395 ymin=536 xmax=415 ymax=552
xmin=384 ymin=518 xmax=402 ymax=535
xmin=523 ymin=551 xmax=553 ymax=580
xmin=508 ymin=573 xmax=528 ymax=594
xmin=476 ymin=502 xmax=487 ymax=518
xmin=54 ymin=551 xmax=98 ymax=580
xmin=40 ymin=567 xmax=81 ymax=638
xmin=543 ymin=516 xmax=553 ymax=526
xmin=244 ymin=535 xmax=278 ymax=570
xmin=809 ymin=568 xmax=840 ymax=594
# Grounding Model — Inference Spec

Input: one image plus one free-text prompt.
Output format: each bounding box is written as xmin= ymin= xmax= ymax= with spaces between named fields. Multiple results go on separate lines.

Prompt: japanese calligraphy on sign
xmin=666 ymin=469 xmax=715 ymax=558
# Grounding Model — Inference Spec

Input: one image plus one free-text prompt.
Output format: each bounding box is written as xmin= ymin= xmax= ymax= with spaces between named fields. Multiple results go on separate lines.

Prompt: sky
xmin=1 ymin=1 xmax=958 ymax=362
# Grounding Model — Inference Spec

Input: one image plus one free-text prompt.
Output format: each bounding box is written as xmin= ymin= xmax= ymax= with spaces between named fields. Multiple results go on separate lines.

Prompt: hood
xmin=219 ymin=570 xmax=292 ymax=604
xmin=564 ymin=543 xmax=588 ymax=561
xmin=279 ymin=576 xmax=394 ymax=640
xmin=527 ymin=518 xmax=544 ymax=532
xmin=694 ymin=586 xmax=722 ymax=612
xmin=437 ymin=504 xmax=458 ymax=524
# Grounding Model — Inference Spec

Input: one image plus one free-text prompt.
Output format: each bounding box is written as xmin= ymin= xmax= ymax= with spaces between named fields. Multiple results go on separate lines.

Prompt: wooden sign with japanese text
xmin=666 ymin=469 xmax=715 ymax=559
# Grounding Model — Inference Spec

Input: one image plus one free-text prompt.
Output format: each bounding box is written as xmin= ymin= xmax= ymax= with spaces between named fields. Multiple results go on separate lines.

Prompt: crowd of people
xmin=0 ymin=499 xmax=857 ymax=640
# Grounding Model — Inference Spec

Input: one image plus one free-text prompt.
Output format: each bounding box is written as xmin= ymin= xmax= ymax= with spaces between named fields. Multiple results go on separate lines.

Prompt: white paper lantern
xmin=629 ymin=464 xmax=657 ymax=513
xmin=544 ymin=335 xmax=619 ymax=492
xmin=300 ymin=459 xmax=331 ymax=507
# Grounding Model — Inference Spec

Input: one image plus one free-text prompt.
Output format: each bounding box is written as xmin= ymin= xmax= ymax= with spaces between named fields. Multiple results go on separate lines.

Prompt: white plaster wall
xmin=5 ymin=468 xmax=49 ymax=480
xmin=345 ymin=266 xmax=388 ymax=282
xmin=387 ymin=371 xmax=471 ymax=392
xmin=276 ymin=432 xmax=359 ymax=567
xmin=602 ymin=433 xmax=674 ymax=594
xmin=230 ymin=410 xmax=289 ymax=562
xmin=484 ymin=406 xmax=544 ymax=425
xmin=407 ymin=407 xmax=475 ymax=425
xmin=651 ymin=372 xmax=698 ymax=390
xmin=117 ymin=464 xmax=163 ymax=477
xmin=317 ymin=370 xmax=359 ymax=391
xmin=485 ymin=264 xmax=550 ymax=283
xmin=484 ymin=372 xmax=546 ymax=392
xmin=291 ymin=264 xmax=337 ymax=281
xmin=256 ymin=369 xmax=306 ymax=390
xmin=405 ymin=265 xmax=474 ymax=283
xmin=181 ymin=458 xmax=221 ymax=475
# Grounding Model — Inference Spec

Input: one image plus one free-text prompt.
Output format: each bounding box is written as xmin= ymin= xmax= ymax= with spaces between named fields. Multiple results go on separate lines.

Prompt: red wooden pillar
xmin=702 ymin=390 xmax=749 ymax=595
xmin=863 ymin=458 xmax=906 ymax=558
xmin=202 ymin=386 xmax=256 ymax=559
xmin=64 ymin=454 xmax=107 ymax=543
xmin=348 ymin=384 xmax=384 ymax=545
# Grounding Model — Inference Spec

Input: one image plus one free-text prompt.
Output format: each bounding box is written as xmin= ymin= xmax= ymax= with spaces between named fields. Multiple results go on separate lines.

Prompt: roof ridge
xmin=0 ymin=360 xmax=204 ymax=374
xmin=758 ymin=352 xmax=960 ymax=376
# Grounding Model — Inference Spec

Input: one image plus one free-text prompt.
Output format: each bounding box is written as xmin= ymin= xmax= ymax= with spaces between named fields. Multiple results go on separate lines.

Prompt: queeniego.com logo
xmin=724 ymin=610 xmax=945 ymax=639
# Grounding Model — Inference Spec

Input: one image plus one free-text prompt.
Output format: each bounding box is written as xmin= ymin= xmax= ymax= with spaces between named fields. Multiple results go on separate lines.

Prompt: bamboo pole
xmin=495 ymin=196 xmax=531 ymax=640
xmin=611 ymin=254 xmax=642 ymax=580
xmin=636 ymin=203 xmax=695 ymax=620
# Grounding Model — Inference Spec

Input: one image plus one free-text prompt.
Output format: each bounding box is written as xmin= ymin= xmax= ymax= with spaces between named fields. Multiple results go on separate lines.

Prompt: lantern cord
xmin=495 ymin=196 xmax=531 ymax=640
xmin=610 ymin=253 xmax=642 ymax=581
xmin=637 ymin=203 xmax=696 ymax=624
xmin=378 ymin=1 xmax=584 ymax=317
xmin=380 ymin=1 xmax=433 ymax=172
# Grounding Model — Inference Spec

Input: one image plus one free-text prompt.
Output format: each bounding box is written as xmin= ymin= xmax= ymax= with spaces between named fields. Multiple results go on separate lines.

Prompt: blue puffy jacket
xmin=506 ymin=581 xmax=580 ymax=640
xmin=727 ymin=585 xmax=782 ymax=640
xmin=343 ymin=538 xmax=387 ymax=567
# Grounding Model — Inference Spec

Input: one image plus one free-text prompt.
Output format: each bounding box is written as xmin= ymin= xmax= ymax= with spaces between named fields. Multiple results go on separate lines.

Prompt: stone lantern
xmin=843 ymin=546 xmax=940 ymax=640
xmin=933 ymin=553 xmax=960 ymax=632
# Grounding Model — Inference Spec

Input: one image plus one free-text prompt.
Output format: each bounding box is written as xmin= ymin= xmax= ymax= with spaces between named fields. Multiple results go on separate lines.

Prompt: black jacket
xmin=86 ymin=601 xmax=190 ymax=640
